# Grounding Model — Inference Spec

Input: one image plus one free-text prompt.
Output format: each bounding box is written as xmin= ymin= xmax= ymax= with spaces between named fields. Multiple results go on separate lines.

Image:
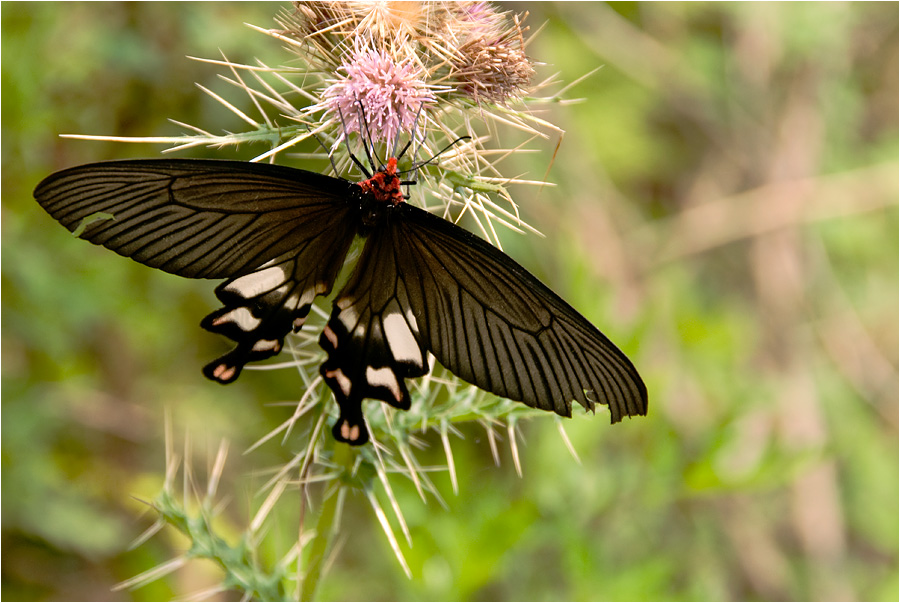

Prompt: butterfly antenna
xmin=399 ymin=136 xmax=472 ymax=176
xmin=355 ymin=100 xmax=382 ymax=172
xmin=397 ymin=138 xmax=417 ymax=190
xmin=305 ymin=126 xmax=341 ymax=176
xmin=396 ymin=105 xmax=426 ymax=194
xmin=395 ymin=139 xmax=413 ymax=162
xmin=390 ymin=124 xmax=402 ymax=160
xmin=337 ymin=106 xmax=371 ymax=178
xmin=410 ymin=102 xmax=426 ymax=176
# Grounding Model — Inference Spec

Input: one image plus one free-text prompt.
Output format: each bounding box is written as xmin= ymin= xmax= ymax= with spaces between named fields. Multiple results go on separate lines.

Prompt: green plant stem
xmin=300 ymin=441 xmax=354 ymax=601
xmin=152 ymin=491 xmax=286 ymax=601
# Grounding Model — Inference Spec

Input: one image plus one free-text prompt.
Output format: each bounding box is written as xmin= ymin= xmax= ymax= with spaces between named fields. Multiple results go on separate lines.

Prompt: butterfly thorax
xmin=353 ymin=157 xmax=406 ymax=229
xmin=357 ymin=157 xmax=403 ymax=205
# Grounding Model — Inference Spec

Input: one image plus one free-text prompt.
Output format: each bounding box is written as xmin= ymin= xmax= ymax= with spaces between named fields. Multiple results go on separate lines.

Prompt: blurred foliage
xmin=2 ymin=2 xmax=897 ymax=601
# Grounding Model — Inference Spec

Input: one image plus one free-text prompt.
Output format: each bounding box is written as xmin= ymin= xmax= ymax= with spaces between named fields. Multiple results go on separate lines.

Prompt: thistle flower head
xmin=323 ymin=44 xmax=435 ymax=145
xmin=281 ymin=1 xmax=427 ymax=71
xmin=449 ymin=4 xmax=535 ymax=104
xmin=454 ymin=38 xmax=534 ymax=104
xmin=359 ymin=1 xmax=427 ymax=42
xmin=280 ymin=1 xmax=535 ymax=110
xmin=285 ymin=1 xmax=349 ymax=67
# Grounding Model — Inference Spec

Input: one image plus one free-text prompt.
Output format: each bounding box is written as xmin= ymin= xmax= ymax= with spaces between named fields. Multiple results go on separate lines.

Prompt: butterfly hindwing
xmin=200 ymin=235 xmax=354 ymax=384
xmin=319 ymin=225 xmax=429 ymax=445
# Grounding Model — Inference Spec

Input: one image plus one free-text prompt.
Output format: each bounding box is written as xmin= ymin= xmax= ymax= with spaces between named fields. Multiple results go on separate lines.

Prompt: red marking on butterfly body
xmin=356 ymin=157 xmax=404 ymax=206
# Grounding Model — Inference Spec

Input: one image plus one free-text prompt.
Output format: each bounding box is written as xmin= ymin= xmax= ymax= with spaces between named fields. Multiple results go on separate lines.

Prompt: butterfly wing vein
xmin=33 ymin=159 xmax=352 ymax=279
xmin=395 ymin=204 xmax=647 ymax=422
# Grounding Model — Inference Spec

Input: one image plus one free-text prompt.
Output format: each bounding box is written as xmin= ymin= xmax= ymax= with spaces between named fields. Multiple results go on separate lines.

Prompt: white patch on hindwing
xmin=252 ymin=339 xmax=280 ymax=353
xmin=291 ymin=284 xmax=319 ymax=311
xmin=384 ymin=312 xmax=422 ymax=366
xmin=287 ymin=285 xmax=323 ymax=331
xmin=213 ymin=307 xmax=260 ymax=332
xmin=366 ymin=366 xmax=402 ymax=402
xmin=338 ymin=305 xmax=359 ymax=331
xmin=406 ymin=308 xmax=419 ymax=334
xmin=223 ymin=265 xmax=287 ymax=298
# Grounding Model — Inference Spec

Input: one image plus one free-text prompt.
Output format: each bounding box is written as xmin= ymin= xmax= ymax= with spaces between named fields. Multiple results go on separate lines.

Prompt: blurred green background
xmin=2 ymin=2 xmax=897 ymax=601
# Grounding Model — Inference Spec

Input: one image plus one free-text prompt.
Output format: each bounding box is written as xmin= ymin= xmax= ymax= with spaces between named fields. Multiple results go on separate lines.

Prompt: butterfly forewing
xmin=392 ymin=204 xmax=648 ymax=423
xmin=33 ymin=159 xmax=355 ymax=278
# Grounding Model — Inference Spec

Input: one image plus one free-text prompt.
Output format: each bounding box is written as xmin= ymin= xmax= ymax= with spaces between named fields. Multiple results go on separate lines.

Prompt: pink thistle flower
xmin=323 ymin=45 xmax=435 ymax=145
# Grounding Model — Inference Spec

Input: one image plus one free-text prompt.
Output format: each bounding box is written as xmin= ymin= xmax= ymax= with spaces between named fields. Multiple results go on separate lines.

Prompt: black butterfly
xmin=33 ymin=154 xmax=647 ymax=445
